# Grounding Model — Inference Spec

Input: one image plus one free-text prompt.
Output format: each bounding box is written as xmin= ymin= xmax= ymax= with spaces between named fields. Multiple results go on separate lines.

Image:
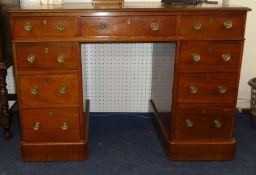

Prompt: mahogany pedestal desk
xmin=7 ymin=3 xmax=250 ymax=161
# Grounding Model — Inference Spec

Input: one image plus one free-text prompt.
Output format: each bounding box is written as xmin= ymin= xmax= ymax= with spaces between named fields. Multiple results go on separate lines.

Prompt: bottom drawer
xmin=174 ymin=105 xmax=234 ymax=139
xmin=20 ymin=108 xmax=81 ymax=142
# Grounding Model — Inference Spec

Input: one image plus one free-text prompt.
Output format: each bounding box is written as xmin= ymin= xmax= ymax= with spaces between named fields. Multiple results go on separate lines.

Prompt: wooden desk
xmin=7 ymin=2 xmax=250 ymax=161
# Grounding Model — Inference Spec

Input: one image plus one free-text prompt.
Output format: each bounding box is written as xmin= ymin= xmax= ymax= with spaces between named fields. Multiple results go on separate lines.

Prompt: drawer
xmin=177 ymin=73 xmax=238 ymax=104
xmin=178 ymin=42 xmax=243 ymax=73
xmin=11 ymin=17 xmax=77 ymax=39
xmin=174 ymin=105 xmax=234 ymax=139
xmin=179 ymin=15 xmax=245 ymax=39
xmin=81 ymin=16 xmax=177 ymax=37
xmin=19 ymin=74 xmax=79 ymax=107
xmin=21 ymin=108 xmax=81 ymax=142
xmin=15 ymin=43 xmax=78 ymax=70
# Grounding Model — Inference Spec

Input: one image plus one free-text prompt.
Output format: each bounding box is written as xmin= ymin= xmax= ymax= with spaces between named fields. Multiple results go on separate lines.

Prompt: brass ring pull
xmin=99 ymin=23 xmax=107 ymax=30
xmin=27 ymin=54 xmax=36 ymax=63
xmin=190 ymin=85 xmax=198 ymax=94
xmin=58 ymin=85 xmax=67 ymax=94
xmin=192 ymin=53 xmax=201 ymax=62
xmin=185 ymin=119 xmax=193 ymax=128
xmin=24 ymin=22 xmax=32 ymax=31
xmin=214 ymin=120 xmax=222 ymax=128
xmin=193 ymin=22 xmax=202 ymax=30
xmin=224 ymin=20 xmax=233 ymax=29
xmin=33 ymin=122 xmax=40 ymax=130
xmin=60 ymin=122 xmax=68 ymax=130
xmin=31 ymin=87 xmax=39 ymax=95
xmin=151 ymin=22 xmax=160 ymax=31
xmin=57 ymin=23 xmax=65 ymax=30
xmin=221 ymin=53 xmax=231 ymax=62
xmin=218 ymin=85 xmax=226 ymax=94
xmin=57 ymin=55 xmax=65 ymax=63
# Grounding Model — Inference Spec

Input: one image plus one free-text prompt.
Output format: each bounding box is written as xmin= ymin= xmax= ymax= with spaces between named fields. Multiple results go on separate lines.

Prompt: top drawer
xmin=11 ymin=17 xmax=77 ymax=39
xmin=81 ymin=16 xmax=177 ymax=37
xmin=179 ymin=15 xmax=245 ymax=39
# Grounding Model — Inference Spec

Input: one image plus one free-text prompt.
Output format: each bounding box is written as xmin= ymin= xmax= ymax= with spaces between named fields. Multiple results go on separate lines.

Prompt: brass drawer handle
xmin=214 ymin=120 xmax=222 ymax=128
xmin=193 ymin=22 xmax=202 ymax=30
xmin=151 ymin=22 xmax=160 ymax=31
xmin=33 ymin=121 xmax=40 ymax=130
xmin=224 ymin=20 xmax=233 ymax=29
xmin=48 ymin=111 xmax=54 ymax=117
xmin=185 ymin=119 xmax=193 ymax=127
xmin=31 ymin=86 xmax=39 ymax=95
xmin=27 ymin=54 xmax=36 ymax=63
xmin=218 ymin=85 xmax=226 ymax=94
xmin=58 ymin=85 xmax=67 ymax=94
xmin=190 ymin=85 xmax=198 ymax=94
xmin=221 ymin=53 xmax=231 ymax=62
xmin=60 ymin=122 xmax=68 ymax=130
xmin=192 ymin=53 xmax=201 ymax=62
xmin=57 ymin=55 xmax=65 ymax=63
xmin=57 ymin=23 xmax=65 ymax=30
xmin=24 ymin=22 xmax=32 ymax=31
xmin=99 ymin=23 xmax=107 ymax=30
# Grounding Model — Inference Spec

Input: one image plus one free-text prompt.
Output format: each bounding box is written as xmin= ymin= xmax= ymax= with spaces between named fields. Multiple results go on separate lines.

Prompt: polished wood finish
xmin=178 ymin=41 xmax=243 ymax=73
xmin=21 ymin=108 xmax=80 ymax=142
xmin=6 ymin=3 xmax=250 ymax=161
xmin=19 ymin=73 xmax=80 ymax=107
xmin=15 ymin=43 xmax=78 ymax=70
xmin=20 ymin=141 xmax=87 ymax=161
xmin=174 ymin=105 xmax=234 ymax=139
xmin=11 ymin=17 xmax=78 ymax=39
xmin=177 ymin=73 xmax=238 ymax=103
xmin=179 ymin=14 xmax=246 ymax=39
xmin=81 ymin=16 xmax=177 ymax=36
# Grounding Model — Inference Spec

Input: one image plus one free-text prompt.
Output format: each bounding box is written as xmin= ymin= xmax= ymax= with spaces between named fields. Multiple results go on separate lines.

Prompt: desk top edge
xmin=3 ymin=2 xmax=251 ymax=13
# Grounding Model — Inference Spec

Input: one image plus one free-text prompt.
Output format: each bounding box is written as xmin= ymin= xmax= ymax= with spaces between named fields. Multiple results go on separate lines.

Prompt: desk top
xmin=6 ymin=2 xmax=250 ymax=13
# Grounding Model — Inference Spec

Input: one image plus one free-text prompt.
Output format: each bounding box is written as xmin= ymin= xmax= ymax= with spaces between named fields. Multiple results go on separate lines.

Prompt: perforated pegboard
xmin=81 ymin=43 xmax=153 ymax=112
xmin=6 ymin=66 xmax=16 ymax=107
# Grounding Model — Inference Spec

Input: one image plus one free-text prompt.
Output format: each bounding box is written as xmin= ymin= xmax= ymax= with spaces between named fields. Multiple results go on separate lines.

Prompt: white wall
xmin=229 ymin=0 xmax=256 ymax=109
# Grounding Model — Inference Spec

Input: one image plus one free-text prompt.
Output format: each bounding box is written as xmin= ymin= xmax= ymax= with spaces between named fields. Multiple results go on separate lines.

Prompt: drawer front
xmin=177 ymin=73 xmax=238 ymax=104
xmin=174 ymin=105 xmax=234 ymax=139
xmin=178 ymin=42 xmax=243 ymax=73
xmin=11 ymin=17 xmax=77 ymax=38
xmin=21 ymin=108 xmax=80 ymax=142
xmin=15 ymin=43 xmax=78 ymax=70
xmin=81 ymin=16 xmax=177 ymax=36
xmin=180 ymin=15 xmax=245 ymax=39
xmin=19 ymin=74 xmax=79 ymax=107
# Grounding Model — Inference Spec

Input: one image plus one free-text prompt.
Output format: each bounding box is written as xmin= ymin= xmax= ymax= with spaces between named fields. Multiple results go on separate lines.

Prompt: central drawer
xmin=21 ymin=108 xmax=81 ymax=142
xmin=81 ymin=16 xmax=177 ymax=36
xmin=19 ymin=74 xmax=80 ymax=108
